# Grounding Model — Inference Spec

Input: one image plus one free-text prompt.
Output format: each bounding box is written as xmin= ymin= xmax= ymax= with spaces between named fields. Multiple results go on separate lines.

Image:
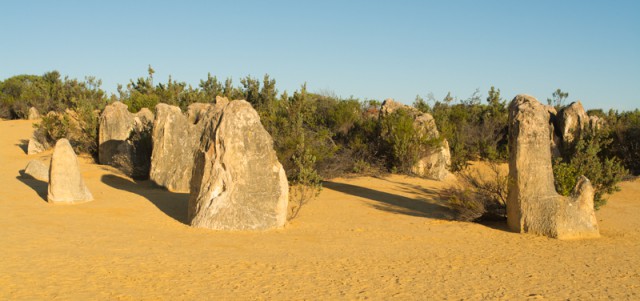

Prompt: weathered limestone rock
xmin=24 ymin=160 xmax=49 ymax=182
xmin=189 ymin=100 xmax=288 ymax=230
xmin=150 ymin=103 xmax=212 ymax=192
xmin=28 ymin=107 xmax=40 ymax=120
xmin=47 ymin=139 xmax=93 ymax=204
xmin=380 ymin=98 xmax=451 ymax=180
xmin=27 ymin=135 xmax=49 ymax=155
xmin=507 ymin=95 xmax=599 ymax=239
xmin=557 ymin=101 xmax=589 ymax=147
xmin=99 ymin=102 xmax=154 ymax=178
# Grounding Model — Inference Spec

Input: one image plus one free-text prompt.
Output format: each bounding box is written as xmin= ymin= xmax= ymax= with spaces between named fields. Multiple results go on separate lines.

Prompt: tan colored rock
xmin=150 ymin=103 xmax=211 ymax=192
xmin=47 ymin=139 xmax=93 ymax=204
xmin=27 ymin=107 xmax=40 ymax=120
xmin=24 ymin=160 xmax=49 ymax=182
xmin=380 ymin=98 xmax=450 ymax=180
xmin=99 ymin=102 xmax=154 ymax=178
xmin=557 ymin=101 xmax=589 ymax=147
xmin=27 ymin=135 xmax=49 ymax=155
xmin=189 ymin=100 xmax=288 ymax=231
xmin=507 ymin=95 xmax=599 ymax=240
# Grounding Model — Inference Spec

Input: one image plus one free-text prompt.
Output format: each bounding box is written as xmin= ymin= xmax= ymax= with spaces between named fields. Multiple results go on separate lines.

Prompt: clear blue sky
xmin=1 ymin=0 xmax=639 ymax=110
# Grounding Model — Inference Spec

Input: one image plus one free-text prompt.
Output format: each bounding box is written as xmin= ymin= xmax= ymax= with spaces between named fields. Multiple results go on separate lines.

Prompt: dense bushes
xmin=3 ymin=69 xmax=638 ymax=214
xmin=553 ymin=127 xmax=629 ymax=209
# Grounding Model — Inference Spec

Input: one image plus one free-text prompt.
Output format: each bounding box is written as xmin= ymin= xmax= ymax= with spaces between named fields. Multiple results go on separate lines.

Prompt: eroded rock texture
xmin=507 ymin=95 xmax=599 ymax=240
xmin=380 ymin=98 xmax=451 ymax=180
xmin=47 ymin=139 xmax=93 ymax=204
xmin=557 ymin=101 xmax=590 ymax=148
xmin=189 ymin=100 xmax=288 ymax=231
xmin=99 ymin=102 xmax=154 ymax=179
xmin=150 ymin=103 xmax=213 ymax=192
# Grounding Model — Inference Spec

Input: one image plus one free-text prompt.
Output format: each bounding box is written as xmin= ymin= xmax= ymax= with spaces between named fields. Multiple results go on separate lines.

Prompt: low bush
xmin=552 ymin=130 xmax=628 ymax=209
xmin=445 ymin=162 xmax=508 ymax=222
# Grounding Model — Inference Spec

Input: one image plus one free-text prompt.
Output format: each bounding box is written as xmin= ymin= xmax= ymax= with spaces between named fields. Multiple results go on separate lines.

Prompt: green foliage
xmin=429 ymin=87 xmax=509 ymax=171
xmin=552 ymin=131 xmax=628 ymax=209
xmin=547 ymin=88 xmax=569 ymax=110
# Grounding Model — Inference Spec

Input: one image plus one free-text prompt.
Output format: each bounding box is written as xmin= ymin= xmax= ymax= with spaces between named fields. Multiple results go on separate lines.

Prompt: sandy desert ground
xmin=1 ymin=119 xmax=639 ymax=300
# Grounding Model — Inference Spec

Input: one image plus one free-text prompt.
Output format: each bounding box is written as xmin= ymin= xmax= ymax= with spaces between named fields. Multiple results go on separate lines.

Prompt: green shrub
xmin=552 ymin=131 xmax=628 ymax=209
xmin=445 ymin=162 xmax=508 ymax=222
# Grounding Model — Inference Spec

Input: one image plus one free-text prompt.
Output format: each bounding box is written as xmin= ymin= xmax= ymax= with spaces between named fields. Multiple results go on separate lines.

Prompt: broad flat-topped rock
xmin=507 ymin=95 xmax=599 ymax=239
xmin=189 ymin=99 xmax=288 ymax=231
xmin=47 ymin=139 xmax=93 ymax=204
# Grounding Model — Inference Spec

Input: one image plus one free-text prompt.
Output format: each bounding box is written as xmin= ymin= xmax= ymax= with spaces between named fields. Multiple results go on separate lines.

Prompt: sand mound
xmin=1 ymin=119 xmax=639 ymax=299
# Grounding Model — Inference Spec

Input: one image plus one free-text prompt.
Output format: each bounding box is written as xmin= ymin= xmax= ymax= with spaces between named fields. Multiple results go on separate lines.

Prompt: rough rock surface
xmin=189 ymin=100 xmax=288 ymax=231
xmin=24 ymin=160 xmax=49 ymax=182
xmin=99 ymin=102 xmax=154 ymax=178
xmin=27 ymin=107 xmax=40 ymax=120
xmin=27 ymin=135 xmax=49 ymax=155
xmin=380 ymin=98 xmax=450 ymax=180
xmin=557 ymin=101 xmax=589 ymax=147
xmin=507 ymin=95 xmax=599 ymax=240
xmin=47 ymin=139 xmax=93 ymax=204
xmin=150 ymin=103 xmax=212 ymax=192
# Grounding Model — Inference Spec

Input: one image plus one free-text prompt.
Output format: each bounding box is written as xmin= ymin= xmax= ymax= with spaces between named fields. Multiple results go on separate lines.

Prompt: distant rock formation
xmin=379 ymin=98 xmax=451 ymax=180
xmin=507 ymin=95 xmax=599 ymax=240
xmin=47 ymin=139 xmax=93 ymax=204
xmin=27 ymin=107 xmax=40 ymax=120
xmin=557 ymin=101 xmax=590 ymax=148
xmin=24 ymin=160 xmax=49 ymax=182
xmin=98 ymin=102 xmax=154 ymax=179
xmin=189 ymin=99 xmax=288 ymax=231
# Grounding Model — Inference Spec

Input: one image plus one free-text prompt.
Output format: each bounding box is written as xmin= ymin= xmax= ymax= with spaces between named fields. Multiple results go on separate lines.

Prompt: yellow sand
xmin=1 ymin=119 xmax=639 ymax=300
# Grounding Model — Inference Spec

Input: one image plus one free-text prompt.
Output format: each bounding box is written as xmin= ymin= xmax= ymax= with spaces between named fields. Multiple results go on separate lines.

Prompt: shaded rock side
xmin=47 ymin=139 xmax=93 ymax=204
xmin=507 ymin=95 xmax=599 ymax=240
xmin=99 ymin=102 xmax=154 ymax=178
xmin=150 ymin=103 xmax=212 ymax=192
xmin=380 ymin=98 xmax=450 ymax=180
xmin=24 ymin=160 xmax=49 ymax=182
xmin=189 ymin=100 xmax=288 ymax=231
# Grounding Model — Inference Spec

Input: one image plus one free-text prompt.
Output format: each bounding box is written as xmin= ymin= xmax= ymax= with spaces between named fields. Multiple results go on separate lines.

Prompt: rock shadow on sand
xmin=17 ymin=170 xmax=48 ymax=202
xmin=101 ymin=174 xmax=189 ymax=225
xmin=16 ymin=139 xmax=28 ymax=154
xmin=323 ymin=180 xmax=455 ymax=220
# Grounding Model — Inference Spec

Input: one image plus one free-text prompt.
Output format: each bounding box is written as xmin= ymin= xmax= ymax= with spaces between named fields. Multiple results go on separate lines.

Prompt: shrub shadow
xmin=17 ymin=170 xmax=48 ymax=202
xmin=16 ymin=139 xmax=28 ymax=154
xmin=101 ymin=174 xmax=189 ymax=225
xmin=323 ymin=180 xmax=455 ymax=220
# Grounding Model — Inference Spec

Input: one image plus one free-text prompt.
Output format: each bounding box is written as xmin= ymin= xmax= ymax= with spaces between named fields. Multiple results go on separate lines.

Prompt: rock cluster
xmin=47 ymin=139 xmax=93 ymax=204
xmin=98 ymin=102 xmax=154 ymax=179
xmin=188 ymin=99 xmax=288 ymax=230
xmin=379 ymin=99 xmax=451 ymax=180
xmin=507 ymin=95 xmax=599 ymax=239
